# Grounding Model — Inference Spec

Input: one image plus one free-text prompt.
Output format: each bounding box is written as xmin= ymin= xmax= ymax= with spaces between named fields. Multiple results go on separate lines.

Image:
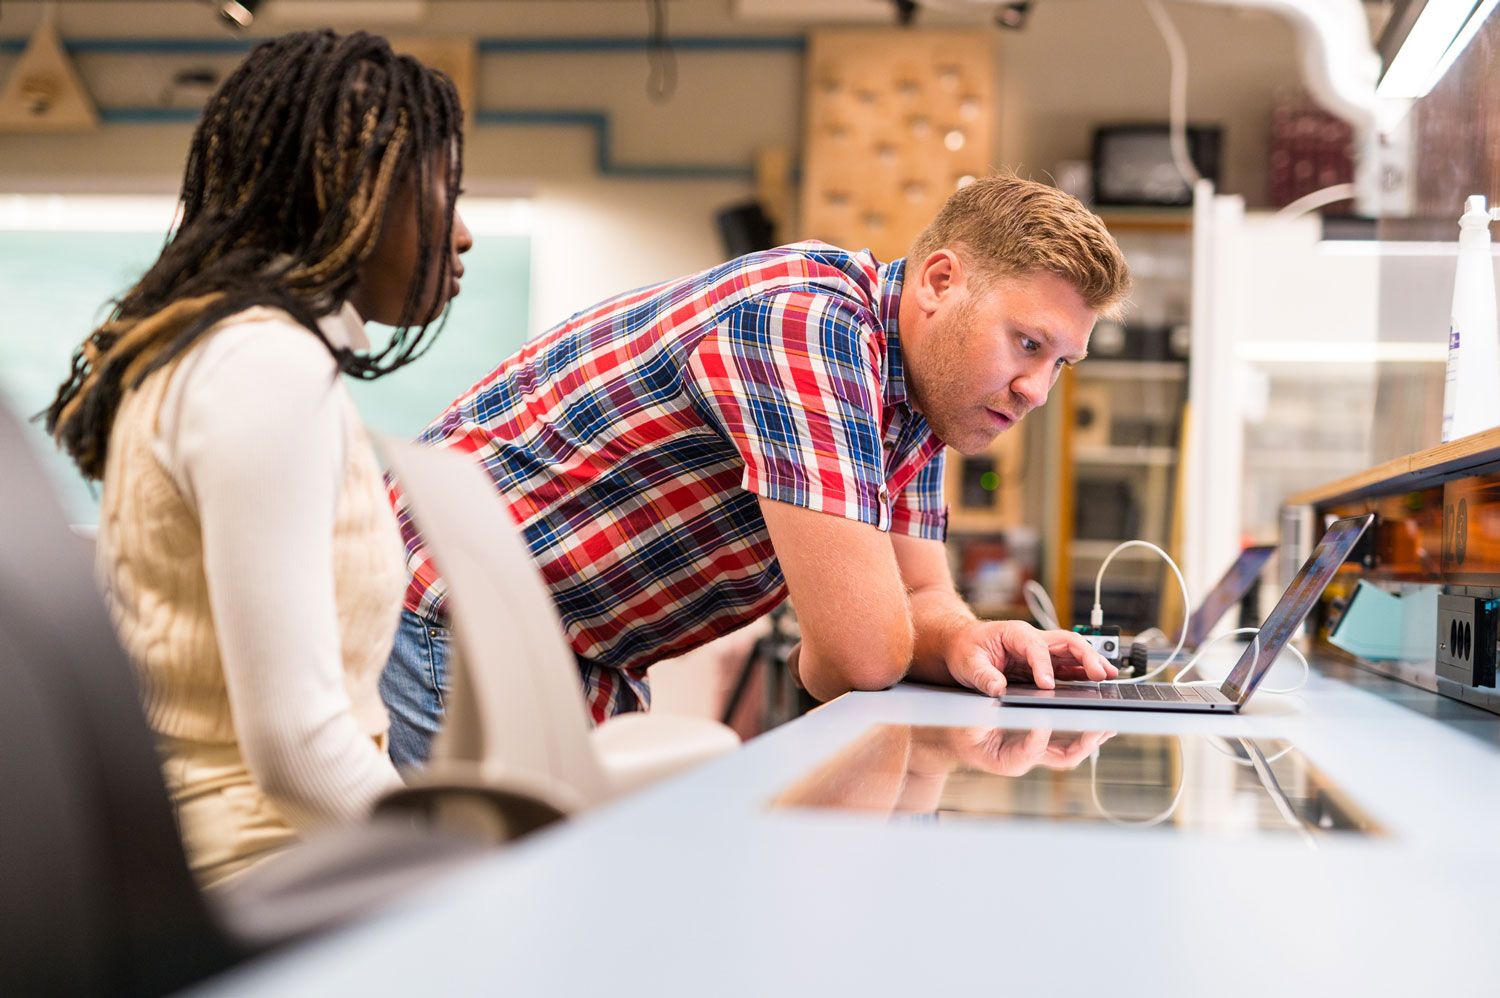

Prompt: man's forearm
xmin=903 ymin=584 xmax=978 ymax=685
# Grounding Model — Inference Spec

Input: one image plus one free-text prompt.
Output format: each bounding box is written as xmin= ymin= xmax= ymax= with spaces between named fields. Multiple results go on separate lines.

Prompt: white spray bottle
xmin=1441 ymin=195 xmax=1500 ymax=443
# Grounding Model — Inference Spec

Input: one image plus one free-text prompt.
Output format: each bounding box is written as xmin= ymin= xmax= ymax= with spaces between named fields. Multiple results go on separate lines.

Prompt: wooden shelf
xmin=1095 ymin=207 xmax=1194 ymax=233
xmin=1077 ymin=360 xmax=1187 ymax=381
xmin=1075 ymin=446 xmax=1177 ymax=466
xmin=1285 ymin=426 xmax=1500 ymax=506
xmin=1071 ymin=540 xmax=1169 ymax=560
xmin=947 ymin=515 xmax=1013 ymax=535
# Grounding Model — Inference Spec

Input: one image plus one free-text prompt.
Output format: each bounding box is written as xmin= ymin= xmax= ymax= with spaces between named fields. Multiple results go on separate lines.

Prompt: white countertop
xmin=201 ymin=650 xmax=1500 ymax=997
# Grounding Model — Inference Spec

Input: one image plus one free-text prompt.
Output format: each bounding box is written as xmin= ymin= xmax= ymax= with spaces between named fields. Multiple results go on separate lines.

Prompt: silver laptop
xmin=999 ymin=513 xmax=1373 ymax=714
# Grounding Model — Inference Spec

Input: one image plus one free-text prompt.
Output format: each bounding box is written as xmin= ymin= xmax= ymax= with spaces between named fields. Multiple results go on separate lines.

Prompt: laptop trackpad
xmin=1000 ymin=684 xmax=1103 ymax=701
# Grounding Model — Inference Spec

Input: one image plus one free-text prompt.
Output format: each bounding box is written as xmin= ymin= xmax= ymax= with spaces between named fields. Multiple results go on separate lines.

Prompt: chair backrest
xmin=381 ymin=437 xmax=609 ymax=808
xmin=0 ymin=400 xmax=238 ymax=995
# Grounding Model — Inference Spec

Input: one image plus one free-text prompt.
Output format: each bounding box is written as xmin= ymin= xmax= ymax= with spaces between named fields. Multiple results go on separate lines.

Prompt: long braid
xmin=44 ymin=30 xmax=464 ymax=479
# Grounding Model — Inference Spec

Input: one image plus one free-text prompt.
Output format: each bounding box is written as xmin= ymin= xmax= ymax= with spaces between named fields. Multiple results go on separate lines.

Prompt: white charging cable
xmin=1169 ymin=627 xmax=1311 ymax=695
xmin=1022 ymin=579 xmax=1060 ymax=631
xmin=1133 ymin=627 xmax=1167 ymax=647
xmin=1094 ymin=539 xmax=1192 ymax=684
xmin=1020 ymin=540 xmax=1192 ymax=681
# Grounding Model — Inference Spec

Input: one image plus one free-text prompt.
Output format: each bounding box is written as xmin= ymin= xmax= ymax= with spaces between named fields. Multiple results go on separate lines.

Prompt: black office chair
xmin=0 ymin=400 xmax=553 ymax=996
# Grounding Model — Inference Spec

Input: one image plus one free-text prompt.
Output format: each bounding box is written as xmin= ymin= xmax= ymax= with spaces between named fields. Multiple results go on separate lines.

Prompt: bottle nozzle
xmin=1460 ymin=194 xmax=1492 ymax=228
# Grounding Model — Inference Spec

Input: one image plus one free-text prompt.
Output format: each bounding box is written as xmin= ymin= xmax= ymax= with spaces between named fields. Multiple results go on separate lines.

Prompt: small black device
xmin=1091 ymin=123 xmax=1223 ymax=207
xmin=715 ymin=201 xmax=777 ymax=259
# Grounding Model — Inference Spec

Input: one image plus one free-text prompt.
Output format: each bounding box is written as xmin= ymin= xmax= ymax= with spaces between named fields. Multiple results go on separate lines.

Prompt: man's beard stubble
xmin=905 ymin=297 xmax=1017 ymax=455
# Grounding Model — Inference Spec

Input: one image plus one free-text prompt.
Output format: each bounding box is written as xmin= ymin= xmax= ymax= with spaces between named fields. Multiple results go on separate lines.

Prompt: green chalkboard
xmin=0 ymin=228 xmax=530 ymax=523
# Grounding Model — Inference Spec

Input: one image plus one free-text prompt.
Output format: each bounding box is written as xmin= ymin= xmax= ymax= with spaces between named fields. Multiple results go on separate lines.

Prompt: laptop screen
xmin=1220 ymin=515 xmax=1374 ymax=704
xmin=1180 ymin=545 xmax=1275 ymax=648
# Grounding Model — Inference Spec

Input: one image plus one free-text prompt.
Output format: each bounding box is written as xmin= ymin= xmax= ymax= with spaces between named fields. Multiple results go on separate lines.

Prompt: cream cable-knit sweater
xmin=98 ymin=304 xmax=404 ymax=843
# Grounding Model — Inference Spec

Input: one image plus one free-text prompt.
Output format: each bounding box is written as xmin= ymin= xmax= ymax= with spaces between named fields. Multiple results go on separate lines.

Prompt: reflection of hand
xmin=945 ymin=620 xmax=1118 ymax=696
xmin=949 ymin=726 xmax=1115 ymax=778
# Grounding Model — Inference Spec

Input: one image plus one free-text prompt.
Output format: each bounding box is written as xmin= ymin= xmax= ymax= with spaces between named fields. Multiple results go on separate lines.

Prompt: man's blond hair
xmin=909 ymin=174 xmax=1132 ymax=321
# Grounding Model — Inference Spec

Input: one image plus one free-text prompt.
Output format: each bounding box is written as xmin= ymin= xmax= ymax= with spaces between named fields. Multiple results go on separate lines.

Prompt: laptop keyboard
xmin=1096 ymin=683 xmax=1214 ymax=703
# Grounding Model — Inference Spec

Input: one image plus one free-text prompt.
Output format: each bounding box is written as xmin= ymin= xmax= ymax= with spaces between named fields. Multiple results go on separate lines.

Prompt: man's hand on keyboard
xmin=945 ymin=620 xmax=1119 ymax=697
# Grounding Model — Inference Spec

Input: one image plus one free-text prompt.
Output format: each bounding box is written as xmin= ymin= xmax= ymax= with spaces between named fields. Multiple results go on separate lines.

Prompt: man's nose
xmin=1012 ymin=365 xmax=1052 ymax=410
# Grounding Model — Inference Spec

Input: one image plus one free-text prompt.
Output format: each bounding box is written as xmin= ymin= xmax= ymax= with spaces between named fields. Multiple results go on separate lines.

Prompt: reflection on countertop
xmin=772 ymin=724 xmax=1382 ymax=840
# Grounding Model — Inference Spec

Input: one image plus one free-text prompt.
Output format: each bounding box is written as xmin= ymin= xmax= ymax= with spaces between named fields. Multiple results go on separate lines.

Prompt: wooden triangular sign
xmin=0 ymin=20 xmax=100 ymax=132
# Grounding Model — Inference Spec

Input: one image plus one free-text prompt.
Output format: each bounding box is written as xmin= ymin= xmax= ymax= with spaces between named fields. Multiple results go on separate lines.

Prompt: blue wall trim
xmin=0 ymin=34 xmax=796 ymax=181
xmin=0 ymin=37 xmax=254 ymax=54
xmin=1 ymin=35 xmax=804 ymax=55
xmin=100 ymin=108 xmax=201 ymax=124
xmin=474 ymin=109 xmax=754 ymax=181
xmin=478 ymin=36 xmax=804 ymax=54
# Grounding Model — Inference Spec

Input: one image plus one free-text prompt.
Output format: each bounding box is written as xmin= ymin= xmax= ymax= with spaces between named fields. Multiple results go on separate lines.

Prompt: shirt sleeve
xmin=165 ymin=321 xmax=403 ymax=832
xmin=686 ymin=291 xmax=890 ymax=529
xmin=889 ymin=446 xmax=949 ymax=541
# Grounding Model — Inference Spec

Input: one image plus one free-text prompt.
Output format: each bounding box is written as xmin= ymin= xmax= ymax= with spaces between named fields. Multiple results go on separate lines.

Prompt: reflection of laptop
xmin=1145 ymin=544 xmax=1275 ymax=656
xmin=1000 ymin=514 xmax=1373 ymax=714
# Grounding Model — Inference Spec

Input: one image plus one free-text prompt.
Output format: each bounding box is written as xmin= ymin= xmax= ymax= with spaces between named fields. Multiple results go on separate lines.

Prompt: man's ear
xmin=911 ymin=249 xmax=962 ymax=314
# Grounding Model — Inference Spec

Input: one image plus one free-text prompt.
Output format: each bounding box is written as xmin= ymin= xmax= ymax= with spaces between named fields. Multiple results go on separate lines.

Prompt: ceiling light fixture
xmin=216 ymin=0 xmax=262 ymax=30
xmin=1377 ymin=0 xmax=1500 ymax=98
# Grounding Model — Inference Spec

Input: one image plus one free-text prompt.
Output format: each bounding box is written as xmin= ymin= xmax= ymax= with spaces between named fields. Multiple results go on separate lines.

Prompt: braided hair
xmin=45 ymin=30 xmax=465 ymax=479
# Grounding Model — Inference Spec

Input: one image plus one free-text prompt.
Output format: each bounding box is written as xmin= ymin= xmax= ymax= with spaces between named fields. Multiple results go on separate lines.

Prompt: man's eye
xmin=1020 ymin=336 xmax=1039 ymax=352
xmin=1055 ymin=357 xmax=1069 ymax=369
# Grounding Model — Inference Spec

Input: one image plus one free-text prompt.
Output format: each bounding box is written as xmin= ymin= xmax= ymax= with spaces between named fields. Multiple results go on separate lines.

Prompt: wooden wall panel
xmin=800 ymin=29 xmax=995 ymax=262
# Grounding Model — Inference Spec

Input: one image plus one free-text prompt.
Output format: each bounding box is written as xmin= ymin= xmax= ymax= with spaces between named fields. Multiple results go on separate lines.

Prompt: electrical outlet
xmin=1437 ymin=594 xmax=1498 ymax=687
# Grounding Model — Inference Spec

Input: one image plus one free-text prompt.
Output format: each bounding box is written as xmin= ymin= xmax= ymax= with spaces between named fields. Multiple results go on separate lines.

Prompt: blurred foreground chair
xmin=0 ymin=402 xmax=553 ymax=996
xmin=379 ymin=437 xmax=740 ymax=814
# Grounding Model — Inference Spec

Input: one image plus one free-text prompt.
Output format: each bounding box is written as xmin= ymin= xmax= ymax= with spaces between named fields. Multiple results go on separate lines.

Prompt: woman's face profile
xmin=351 ymin=150 xmax=473 ymax=326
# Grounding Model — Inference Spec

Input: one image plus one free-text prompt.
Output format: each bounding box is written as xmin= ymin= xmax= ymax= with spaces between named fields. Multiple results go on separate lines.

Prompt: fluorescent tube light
xmin=1377 ymin=0 xmax=1500 ymax=98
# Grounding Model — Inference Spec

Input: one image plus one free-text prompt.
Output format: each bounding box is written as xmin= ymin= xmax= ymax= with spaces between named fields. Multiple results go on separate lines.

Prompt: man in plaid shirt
xmin=381 ymin=175 xmax=1132 ymax=766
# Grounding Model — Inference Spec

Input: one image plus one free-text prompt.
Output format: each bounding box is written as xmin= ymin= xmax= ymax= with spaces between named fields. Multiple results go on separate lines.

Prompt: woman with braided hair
xmin=43 ymin=29 xmax=472 ymax=886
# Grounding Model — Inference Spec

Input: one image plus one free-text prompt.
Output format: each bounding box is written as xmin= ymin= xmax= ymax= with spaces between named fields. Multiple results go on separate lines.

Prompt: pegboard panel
xmin=391 ymin=36 xmax=477 ymax=123
xmin=800 ymin=29 xmax=995 ymax=261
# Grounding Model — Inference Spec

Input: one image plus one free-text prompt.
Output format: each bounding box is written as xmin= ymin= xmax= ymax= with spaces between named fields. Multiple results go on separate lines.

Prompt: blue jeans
xmin=380 ymin=608 xmax=452 ymax=769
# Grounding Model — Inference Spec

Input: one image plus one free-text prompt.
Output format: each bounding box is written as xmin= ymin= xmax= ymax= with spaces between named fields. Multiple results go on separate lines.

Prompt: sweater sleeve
xmin=166 ymin=321 xmax=403 ymax=832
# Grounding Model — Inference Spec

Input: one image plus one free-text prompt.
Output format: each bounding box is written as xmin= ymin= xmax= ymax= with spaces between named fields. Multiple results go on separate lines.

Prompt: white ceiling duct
xmin=738 ymin=0 xmax=1418 ymax=213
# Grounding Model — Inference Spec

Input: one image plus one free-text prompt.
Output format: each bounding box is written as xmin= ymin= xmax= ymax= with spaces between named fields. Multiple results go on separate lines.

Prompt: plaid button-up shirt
xmin=392 ymin=242 xmax=948 ymax=721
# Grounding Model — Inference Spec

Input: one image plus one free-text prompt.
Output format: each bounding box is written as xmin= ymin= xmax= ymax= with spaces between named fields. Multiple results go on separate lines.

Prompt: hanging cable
xmin=1023 ymin=579 xmax=1060 ymax=631
xmin=1274 ymin=182 xmax=1356 ymax=220
xmin=1143 ymin=0 xmax=1202 ymax=189
xmin=646 ymin=0 xmax=677 ymax=104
